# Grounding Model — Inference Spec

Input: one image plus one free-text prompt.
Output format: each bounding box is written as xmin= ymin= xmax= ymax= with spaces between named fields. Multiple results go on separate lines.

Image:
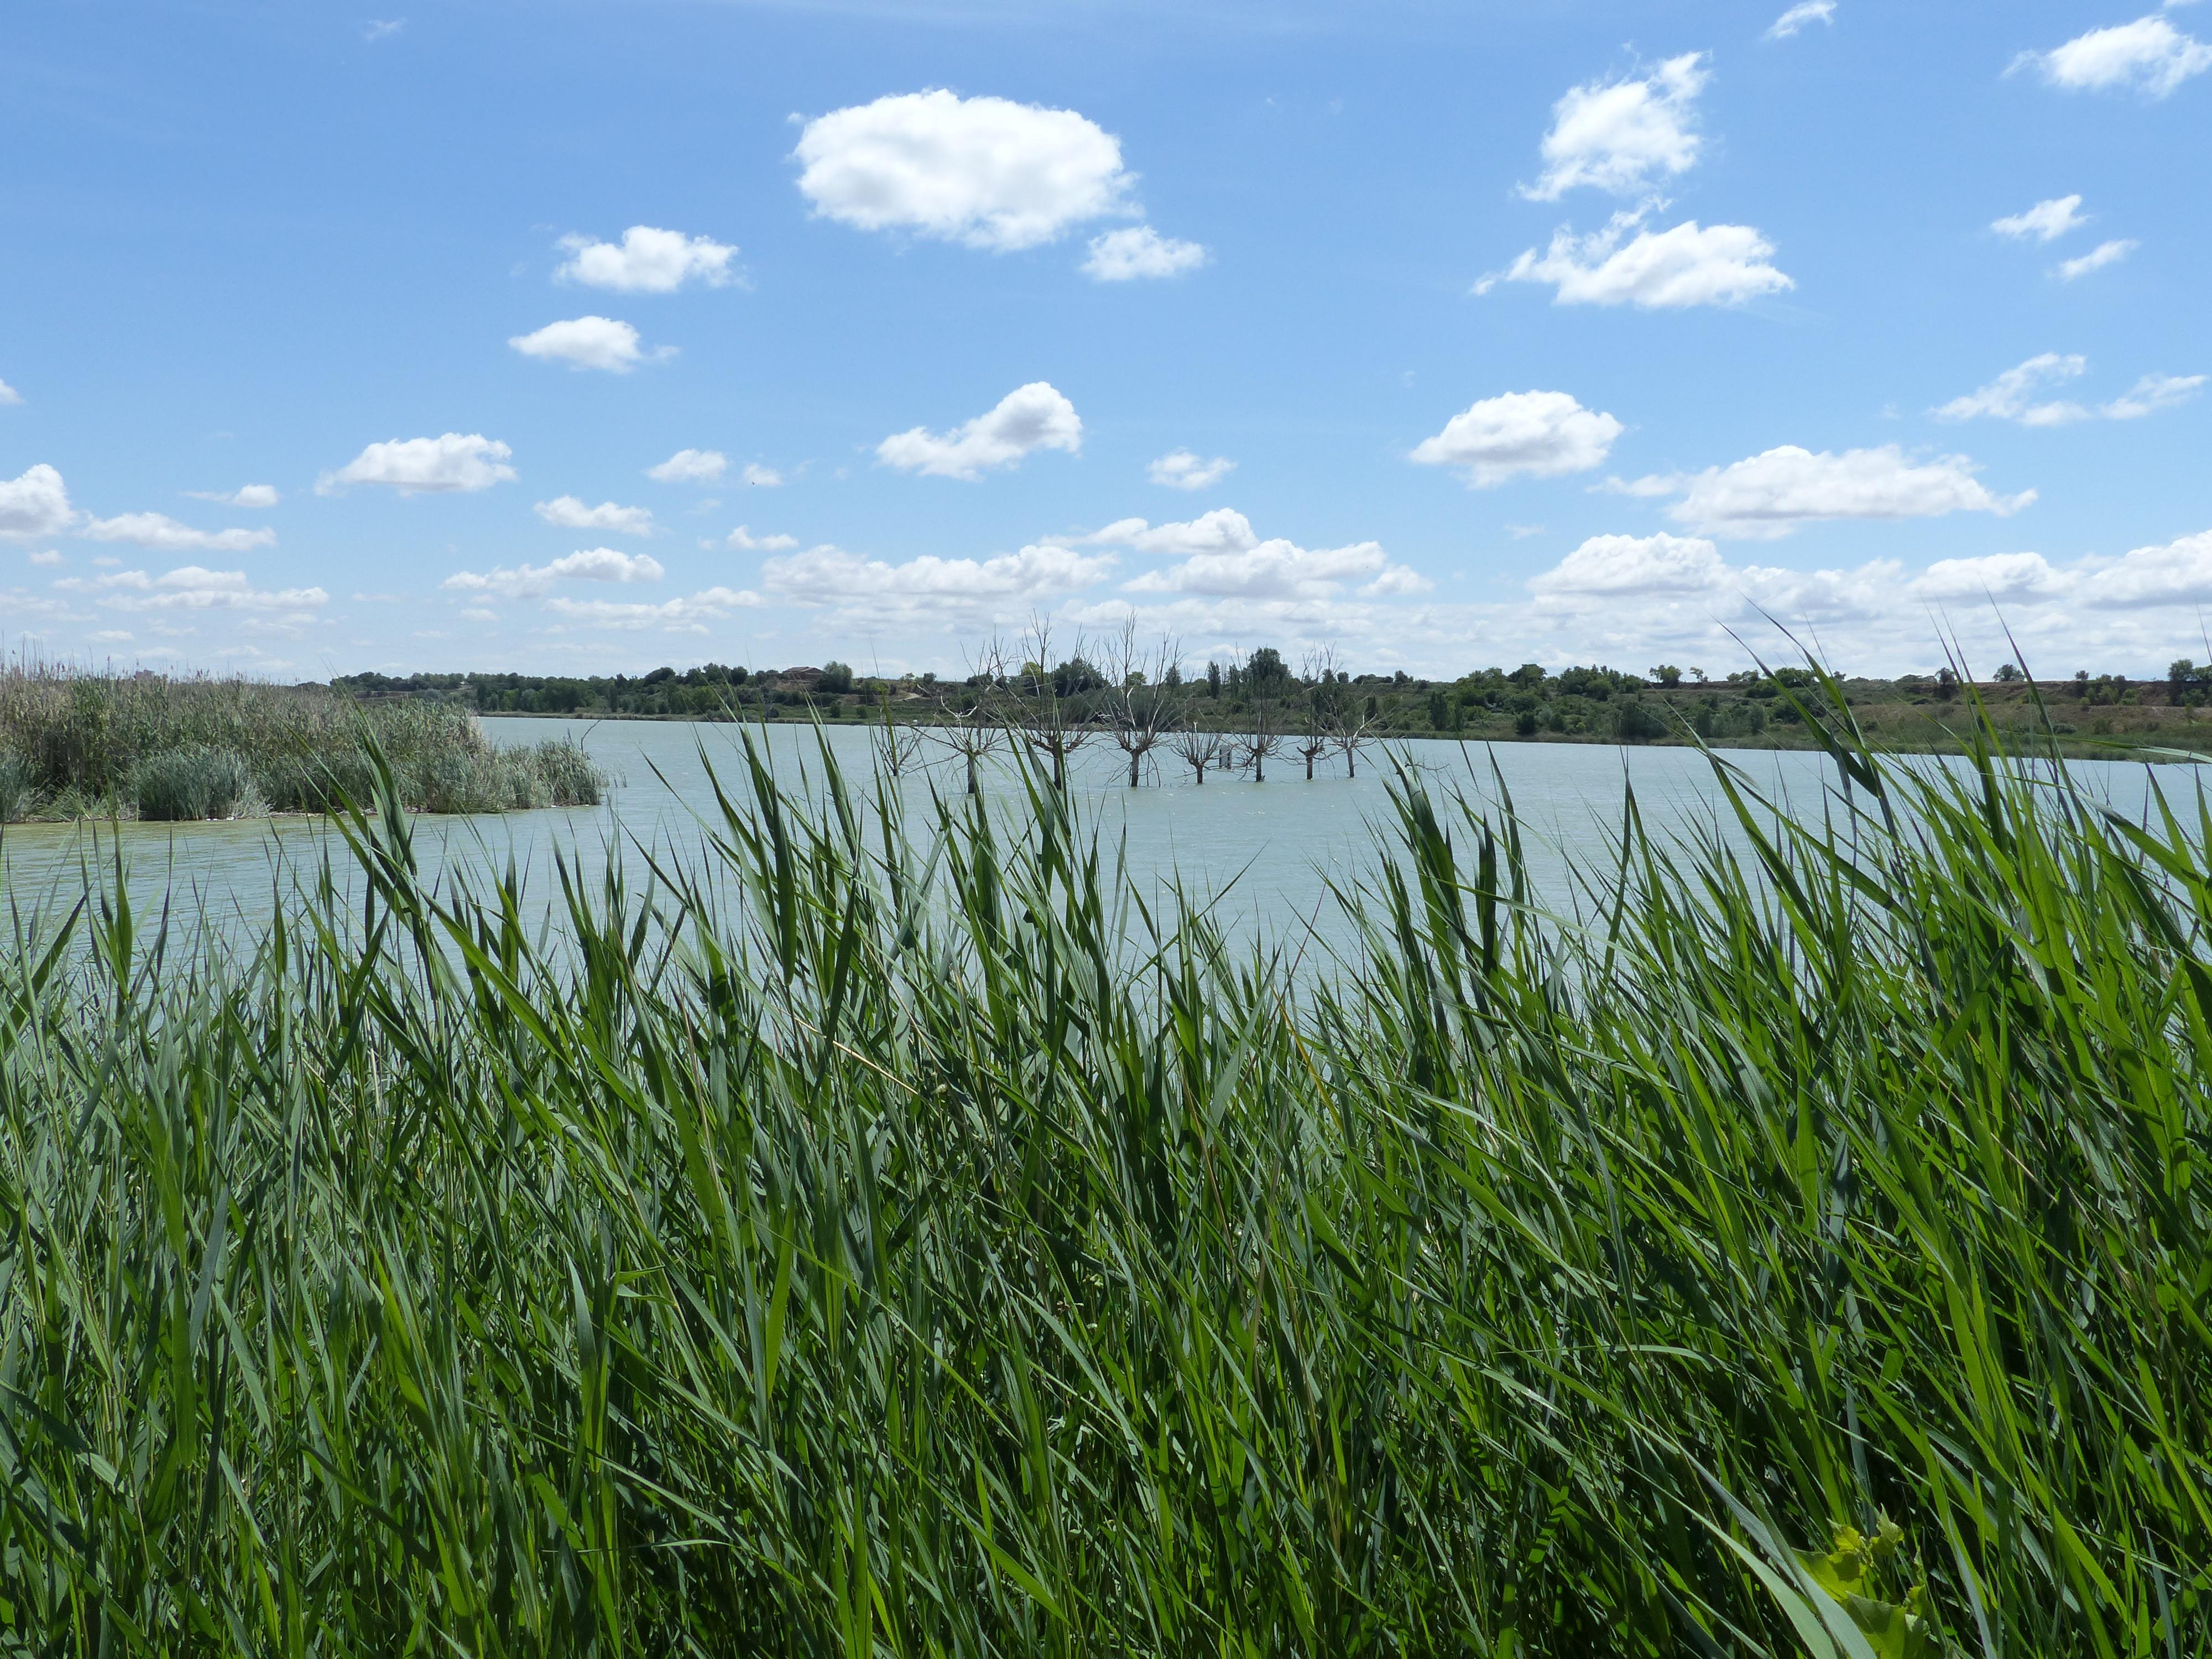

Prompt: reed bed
xmin=0 ymin=663 xmax=602 ymax=821
xmin=0 ymin=684 xmax=2205 ymax=1656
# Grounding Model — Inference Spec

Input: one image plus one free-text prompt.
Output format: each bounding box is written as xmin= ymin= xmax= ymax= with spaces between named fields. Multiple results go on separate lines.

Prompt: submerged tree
xmin=1102 ymin=621 xmax=1181 ymax=787
xmin=931 ymin=637 xmax=1012 ymax=796
xmin=1014 ymin=618 xmax=1096 ymax=791
xmin=1239 ymin=646 xmax=1288 ymax=781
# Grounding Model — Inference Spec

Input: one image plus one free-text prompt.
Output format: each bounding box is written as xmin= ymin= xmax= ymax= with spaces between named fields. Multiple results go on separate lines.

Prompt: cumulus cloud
xmin=0 ymin=464 xmax=77 ymax=538
xmin=1992 ymin=194 xmax=2087 ymax=242
xmin=81 ymin=512 xmax=277 ymax=554
xmin=877 ymin=381 xmax=1082 ymax=480
xmin=2013 ymin=14 xmax=2212 ymax=97
xmin=55 ymin=565 xmax=328 ymax=613
xmin=185 ymin=483 xmax=280 ymax=508
xmin=556 ymin=226 xmax=738 ymax=292
xmin=442 ymin=547 xmax=665 ymax=598
xmin=741 ymin=463 xmax=783 ymax=487
xmin=646 ymin=448 xmax=726 ymax=483
xmin=0 ymin=378 xmax=22 ymax=406
xmin=763 ymin=541 xmax=1112 ymax=623
xmin=1621 ymin=444 xmax=2034 ymax=539
xmin=792 ymin=90 xmax=1136 ymax=252
xmin=1410 ymin=390 xmax=1624 ymax=486
xmin=1147 ymin=450 xmax=1235 ymax=491
xmin=727 ymin=525 xmax=800 ymax=551
xmin=546 ymin=587 xmax=761 ymax=633
xmin=1513 ymin=528 xmax=2212 ymax=664
xmin=1936 ymin=354 xmax=2204 ymax=425
xmin=1766 ymin=2 xmax=1836 ymax=40
xmin=1082 ymin=226 xmax=1208 ymax=280
xmin=1083 ymin=511 xmax=1429 ymax=601
xmin=1521 ymin=53 xmax=1708 ymax=200
xmin=27 ymin=550 xmax=62 ymax=566
xmin=535 ymin=495 xmax=655 ymax=534
xmin=2057 ymin=238 xmax=2136 ymax=280
xmin=508 ymin=316 xmax=669 ymax=372
xmin=1528 ymin=532 xmax=1730 ymax=596
xmin=1078 ymin=508 xmax=1260 ymax=557
xmin=318 ymin=434 xmax=516 ymax=495
xmin=1491 ymin=210 xmax=1792 ymax=307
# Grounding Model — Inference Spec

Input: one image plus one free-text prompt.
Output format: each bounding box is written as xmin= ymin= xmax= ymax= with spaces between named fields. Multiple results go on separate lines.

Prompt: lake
xmin=1 ymin=717 xmax=2196 ymax=956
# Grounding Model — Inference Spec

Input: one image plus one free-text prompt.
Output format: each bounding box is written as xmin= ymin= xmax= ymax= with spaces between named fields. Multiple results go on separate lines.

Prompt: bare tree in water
xmin=1014 ymin=617 xmax=1098 ymax=792
xmin=1171 ymin=723 xmax=1229 ymax=785
xmin=930 ymin=637 xmax=1011 ymax=796
xmin=869 ymin=681 xmax=928 ymax=778
xmin=1330 ymin=678 xmax=1379 ymax=779
xmin=1296 ymin=647 xmax=1340 ymax=780
xmin=1237 ymin=645 xmax=1288 ymax=781
xmin=1101 ymin=620 xmax=1180 ymax=787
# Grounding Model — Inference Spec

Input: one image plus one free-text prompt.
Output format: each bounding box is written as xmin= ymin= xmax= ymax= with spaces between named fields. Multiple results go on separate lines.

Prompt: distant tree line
xmin=330 ymin=638 xmax=2208 ymax=779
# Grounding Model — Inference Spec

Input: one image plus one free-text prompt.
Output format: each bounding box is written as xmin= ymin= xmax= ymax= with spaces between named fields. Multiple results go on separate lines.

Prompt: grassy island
xmin=0 ymin=664 xmax=603 ymax=824
xmin=0 ymin=680 xmax=2203 ymax=1656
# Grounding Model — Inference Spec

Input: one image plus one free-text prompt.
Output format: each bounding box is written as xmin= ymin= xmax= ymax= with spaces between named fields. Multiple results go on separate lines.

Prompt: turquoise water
xmin=1 ymin=718 xmax=2194 ymax=956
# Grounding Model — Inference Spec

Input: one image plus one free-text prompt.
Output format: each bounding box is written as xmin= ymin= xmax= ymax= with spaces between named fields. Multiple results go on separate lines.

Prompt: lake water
xmin=1 ymin=718 xmax=2197 ymax=958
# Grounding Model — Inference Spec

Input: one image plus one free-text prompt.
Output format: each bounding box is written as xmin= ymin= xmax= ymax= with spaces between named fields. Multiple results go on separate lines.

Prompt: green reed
xmin=0 ymin=662 xmax=601 ymax=821
xmin=0 ymin=677 xmax=2205 ymax=1656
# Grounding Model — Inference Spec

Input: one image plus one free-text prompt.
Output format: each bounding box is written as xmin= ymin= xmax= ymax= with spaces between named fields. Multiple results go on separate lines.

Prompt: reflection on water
xmin=2 ymin=717 xmax=2194 ymax=957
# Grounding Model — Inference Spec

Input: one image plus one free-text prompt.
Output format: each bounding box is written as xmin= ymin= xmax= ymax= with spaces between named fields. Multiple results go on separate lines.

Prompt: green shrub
xmin=126 ymin=744 xmax=262 ymax=821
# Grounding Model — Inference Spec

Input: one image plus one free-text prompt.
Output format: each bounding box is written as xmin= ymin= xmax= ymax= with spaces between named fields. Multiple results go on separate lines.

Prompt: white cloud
xmin=877 ymin=381 xmax=1082 ymax=480
xmin=2100 ymin=371 xmax=2206 ymax=418
xmin=442 ymin=547 xmax=664 ymax=598
xmin=1934 ymin=353 xmax=2093 ymax=425
xmin=28 ymin=549 xmax=62 ymax=567
xmin=792 ymin=90 xmax=1136 ymax=252
xmin=185 ymin=483 xmax=280 ymax=508
xmin=0 ymin=378 xmax=22 ymax=406
xmin=1936 ymin=354 xmax=2203 ymax=425
xmin=1410 ymin=390 xmax=1624 ymax=486
xmin=647 ymin=447 xmax=727 ymax=483
xmin=1082 ymin=508 xmax=1260 ymax=556
xmin=56 ymin=565 xmax=328 ymax=613
xmin=81 ymin=512 xmax=278 ymax=554
xmin=546 ymin=586 xmax=763 ymax=633
xmin=534 ymin=495 xmax=655 ymax=535
xmin=740 ymin=463 xmax=783 ymax=487
xmin=1528 ymin=532 xmax=1730 ymax=596
xmin=1624 ymin=444 xmax=2034 ymax=539
xmin=727 ymin=525 xmax=800 ymax=551
xmin=363 ymin=19 xmax=404 ymax=41
xmin=2056 ymin=238 xmax=2136 ymax=280
xmin=0 ymin=463 xmax=77 ymax=538
xmin=508 ymin=316 xmax=669 ymax=373
xmin=1991 ymin=194 xmax=2087 ymax=242
xmin=1082 ymin=226 xmax=1208 ymax=281
xmin=318 ymin=434 xmax=516 ymax=495
xmin=2015 ymin=14 xmax=2212 ymax=97
xmin=1147 ymin=450 xmax=1235 ymax=491
xmin=763 ymin=541 xmax=1112 ymax=622
xmin=1083 ymin=510 xmax=1428 ymax=601
xmin=1766 ymin=2 xmax=1836 ymax=40
xmin=556 ymin=226 xmax=738 ymax=292
xmin=1494 ymin=210 xmax=1792 ymax=307
xmin=1521 ymin=53 xmax=1708 ymax=200
xmin=460 ymin=607 xmax=498 ymax=623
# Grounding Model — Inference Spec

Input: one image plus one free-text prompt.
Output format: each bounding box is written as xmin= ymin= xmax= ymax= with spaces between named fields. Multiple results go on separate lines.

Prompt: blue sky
xmin=4 ymin=0 xmax=2208 ymax=679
